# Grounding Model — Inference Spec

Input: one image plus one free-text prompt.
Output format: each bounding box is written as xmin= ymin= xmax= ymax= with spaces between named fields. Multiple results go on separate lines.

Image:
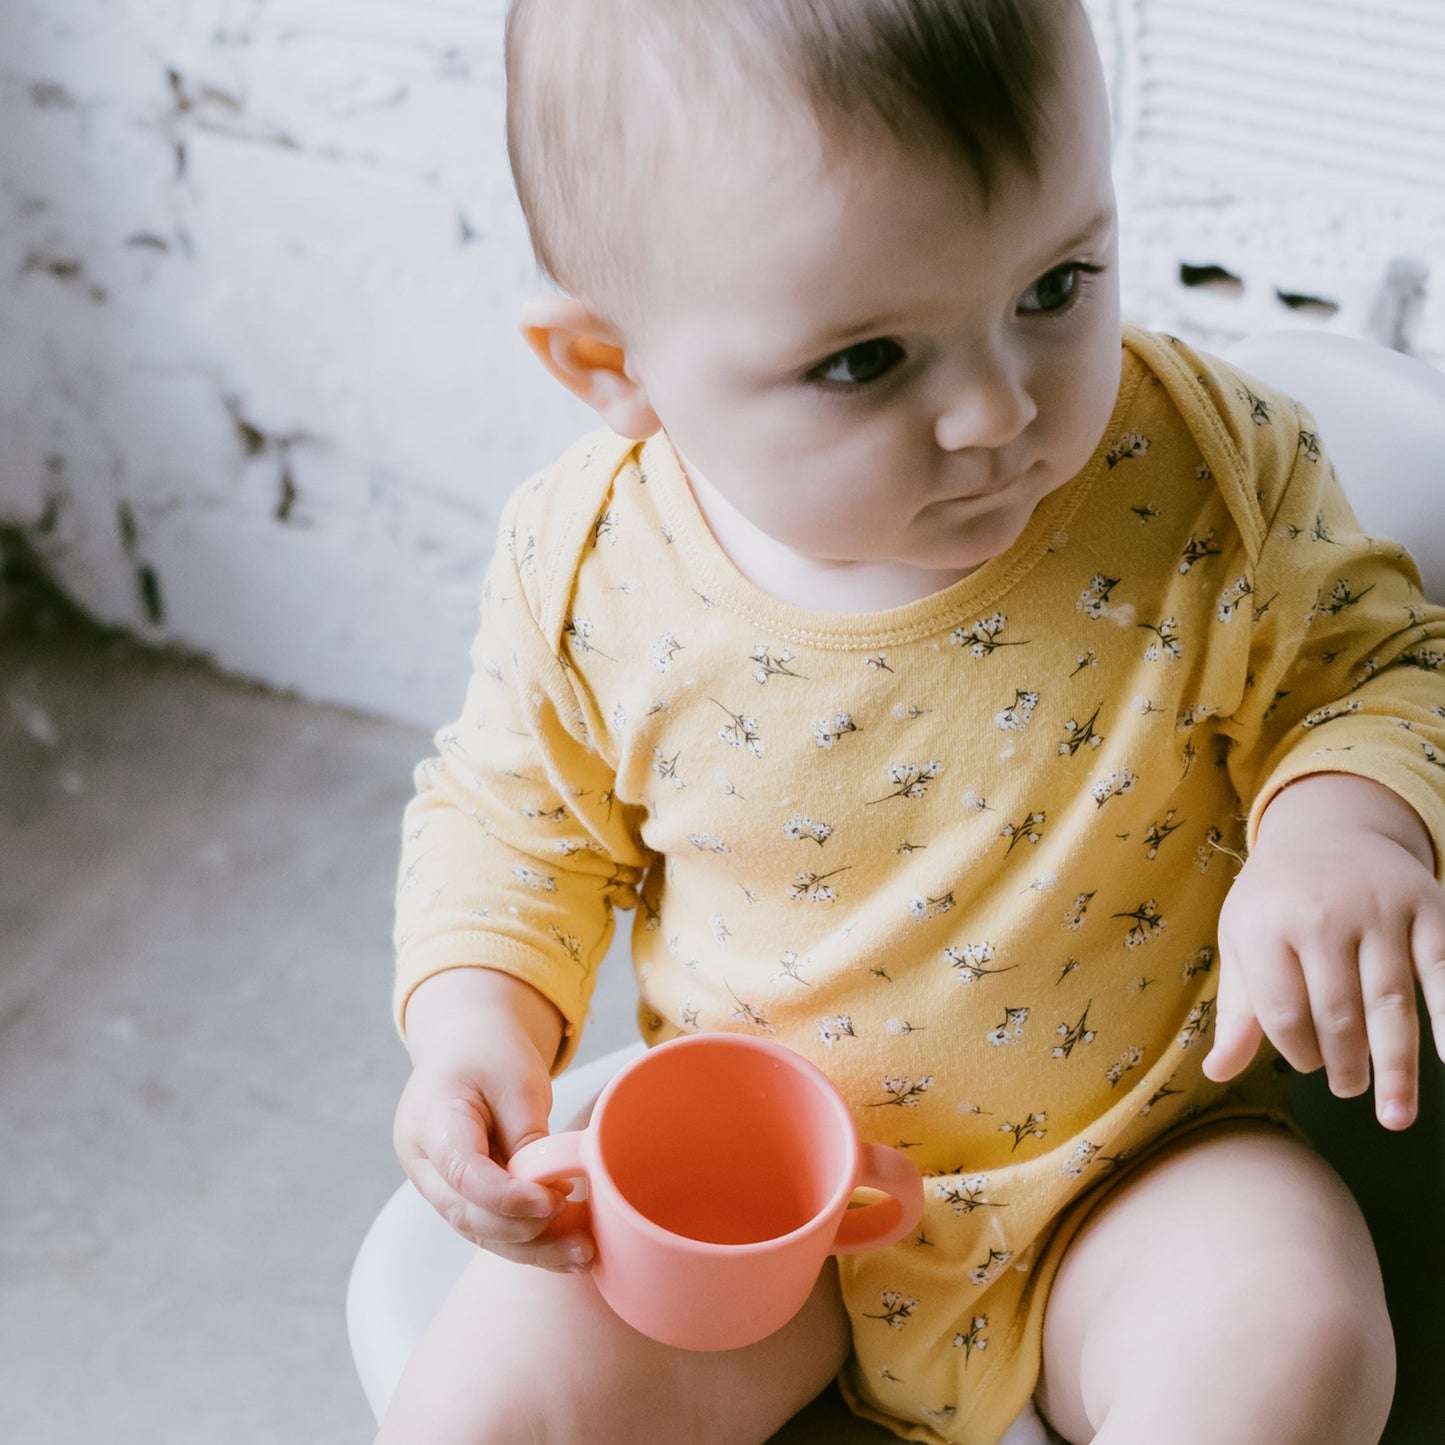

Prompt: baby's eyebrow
xmin=787 ymin=287 xmax=962 ymax=359
xmin=1045 ymin=206 xmax=1116 ymax=260
xmin=796 ymin=311 xmax=902 ymax=354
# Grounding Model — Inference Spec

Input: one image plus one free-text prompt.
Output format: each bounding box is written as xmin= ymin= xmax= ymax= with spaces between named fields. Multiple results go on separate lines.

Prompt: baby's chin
xmin=907 ymin=487 xmax=1057 ymax=572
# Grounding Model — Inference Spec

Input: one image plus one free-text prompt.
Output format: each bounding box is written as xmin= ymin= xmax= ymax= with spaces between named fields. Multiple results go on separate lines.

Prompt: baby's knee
xmin=372 ymin=1255 xmax=631 ymax=1445
xmin=374 ymin=1379 xmax=545 ymax=1445
xmin=376 ymin=1357 xmax=711 ymax=1445
xmin=377 ymin=1343 xmax=673 ymax=1445
xmin=377 ymin=1252 xmax=850 ymax=1445
xmin=1285 ymin=1266 xmax=1395 ymax=1434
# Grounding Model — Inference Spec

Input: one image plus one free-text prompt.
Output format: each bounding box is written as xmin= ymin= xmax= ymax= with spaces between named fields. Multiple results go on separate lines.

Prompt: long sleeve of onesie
xmin=392 ymin=440 xmax=652 ymax=1061
xmin=1109 ymin=330 xmax=1445 ymax=874
xmin=1222 ymin=399 xmax=1445 ymax=871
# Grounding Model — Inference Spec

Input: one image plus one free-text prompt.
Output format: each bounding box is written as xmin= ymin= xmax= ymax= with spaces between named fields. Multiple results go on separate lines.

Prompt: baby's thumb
xmin=485 ymin=1065 xmax=556 ymax=1166
xmin=483 ymin=1068 xmax=564 ymax=1220
xmin=1203 ymin=956 xmax=1263 ymax=1083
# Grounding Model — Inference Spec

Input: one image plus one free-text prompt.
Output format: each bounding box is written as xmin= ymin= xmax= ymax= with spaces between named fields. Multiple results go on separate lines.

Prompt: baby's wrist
xmin=1256 ymin=772 xmax=1433 ymax=869
xmin=403 ymin=966 xmax=566 ymax=1069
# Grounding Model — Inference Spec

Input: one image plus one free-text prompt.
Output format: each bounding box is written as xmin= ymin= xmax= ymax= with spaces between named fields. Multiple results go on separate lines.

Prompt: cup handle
xmin=829 ymin=1142 xmax=925 ymax=1255
xmin=508 ymin=1131 xmax=591 ymax=1239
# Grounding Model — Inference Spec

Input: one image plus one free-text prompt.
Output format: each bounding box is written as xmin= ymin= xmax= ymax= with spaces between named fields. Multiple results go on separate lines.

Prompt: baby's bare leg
xmin=375 ymin=1249 xmax=852 ymax=1445
xmin=1035 ymin=1122 xmax=1394 ymax=1445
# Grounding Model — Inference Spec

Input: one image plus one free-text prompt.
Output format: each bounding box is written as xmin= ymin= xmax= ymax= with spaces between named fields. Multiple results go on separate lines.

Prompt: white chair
xmin=1223 ymin=330 xmax=1445 ymax=599
xmin=347 ymin=330 xmax=1445 ymax=1440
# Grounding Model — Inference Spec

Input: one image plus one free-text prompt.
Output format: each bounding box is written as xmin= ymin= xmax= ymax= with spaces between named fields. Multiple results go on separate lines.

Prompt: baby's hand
xmin=1206 ymin=774 xmax=1445 ymax=1129
xmin=392 ymin=969 xmax=593 ymax=1271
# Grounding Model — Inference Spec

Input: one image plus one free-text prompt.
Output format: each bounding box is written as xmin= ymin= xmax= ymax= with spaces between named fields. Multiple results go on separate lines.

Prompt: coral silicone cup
xmin=509 ymin=1033 xmax=924 ymax=1351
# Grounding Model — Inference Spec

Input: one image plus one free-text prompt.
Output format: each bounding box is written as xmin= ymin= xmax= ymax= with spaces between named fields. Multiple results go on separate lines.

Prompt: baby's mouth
xmin=947 ymin=459 xmax=1040 ymax=503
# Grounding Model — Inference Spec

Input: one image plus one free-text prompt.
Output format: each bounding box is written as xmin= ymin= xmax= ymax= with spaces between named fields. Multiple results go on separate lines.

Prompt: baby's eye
xmin=808 ymin=337 xmax=905 ymax=387
xmin=1018 ymin=263 xmax=1100 ymax=316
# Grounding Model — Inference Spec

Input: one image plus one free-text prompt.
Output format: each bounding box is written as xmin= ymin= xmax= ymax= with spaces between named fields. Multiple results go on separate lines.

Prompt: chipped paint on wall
xmin=0 ymin=0 xmax=595 ymax=725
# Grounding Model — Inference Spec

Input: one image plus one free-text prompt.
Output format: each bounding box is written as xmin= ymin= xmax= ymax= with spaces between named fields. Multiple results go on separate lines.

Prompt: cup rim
xmin=588 ymin=1033 xmax=861 ymax=1252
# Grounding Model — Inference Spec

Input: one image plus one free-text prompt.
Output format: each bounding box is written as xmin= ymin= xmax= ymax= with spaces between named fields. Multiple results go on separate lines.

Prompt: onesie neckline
xmin=639 ymin=329 xmax=1147 ymax=651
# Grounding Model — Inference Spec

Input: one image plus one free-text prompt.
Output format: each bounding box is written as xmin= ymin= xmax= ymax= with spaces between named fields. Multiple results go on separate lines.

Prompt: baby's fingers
xmin=1235 ymin=941 xmax=1326 ymax=1078
xmin=406 ymin=1151 xmax=547 ymax=1244
xmin=1299 ymin=937 xmax=1371 ymax=1101
xmin=394 ymin=1082 xmax=562 ymax=1243
xmin=1358 ymin=930 xmax=1418 ymax=1130
xmin=1203 ymin=940 xmax=1267 ymax=1083
xmin=1412 ymin=900 xmax=1445 ymax=1066
xmin=406 ymin=1153 xmax=584 ymax=1270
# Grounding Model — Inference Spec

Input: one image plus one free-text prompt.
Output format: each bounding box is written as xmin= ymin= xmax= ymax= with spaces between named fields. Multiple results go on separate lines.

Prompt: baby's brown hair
xmin=505 ymin=0 xmax=1061 ymax=341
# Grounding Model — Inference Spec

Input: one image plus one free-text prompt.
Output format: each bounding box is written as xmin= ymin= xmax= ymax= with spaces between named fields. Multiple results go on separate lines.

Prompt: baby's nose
xmin=934 ymin=361 xmax=1037 ymax=452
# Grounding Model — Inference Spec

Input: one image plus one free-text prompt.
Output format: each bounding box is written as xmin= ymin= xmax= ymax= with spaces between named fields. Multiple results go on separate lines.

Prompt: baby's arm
xmin=391 ymin=965 xmax=593 ymax=1270
xmin=1206 ymin=772 xmax=1445 ymax=1128
xmin=1200 ymin=375 xmax=1445 ymax=1128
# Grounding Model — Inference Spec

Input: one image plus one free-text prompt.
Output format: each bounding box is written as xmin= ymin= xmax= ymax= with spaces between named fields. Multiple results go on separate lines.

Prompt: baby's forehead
xmin=648 ymin=109 xmax=1022 ymax=267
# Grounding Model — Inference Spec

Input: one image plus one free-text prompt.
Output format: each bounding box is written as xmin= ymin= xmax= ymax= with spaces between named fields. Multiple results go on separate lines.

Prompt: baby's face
xmin=622 ymin=20 xmax=1122 ymax=587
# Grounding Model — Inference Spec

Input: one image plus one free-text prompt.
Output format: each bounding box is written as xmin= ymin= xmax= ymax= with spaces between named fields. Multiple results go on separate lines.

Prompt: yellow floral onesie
xmin=394 ymin=326 xmax=1445 ymax=1444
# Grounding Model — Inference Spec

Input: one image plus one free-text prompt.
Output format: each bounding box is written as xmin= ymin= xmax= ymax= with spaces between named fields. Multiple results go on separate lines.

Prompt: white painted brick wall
xmin=0 ymin=0 xmax=594 ymax=723
xmin=1 ymin=1 xmax=1441 ymax=724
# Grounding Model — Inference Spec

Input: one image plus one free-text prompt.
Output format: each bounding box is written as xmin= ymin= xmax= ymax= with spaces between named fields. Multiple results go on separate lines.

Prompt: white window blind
xmin=1121 ymin=0 xmax=1445 ymax=194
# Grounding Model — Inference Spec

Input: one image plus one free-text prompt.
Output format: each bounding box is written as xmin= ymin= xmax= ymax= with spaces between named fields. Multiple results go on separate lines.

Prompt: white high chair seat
xmin=347 ymin=330 xmax=1445 ymax=1440
xmin=1223 ymin=329 xmax=1445 ymax=599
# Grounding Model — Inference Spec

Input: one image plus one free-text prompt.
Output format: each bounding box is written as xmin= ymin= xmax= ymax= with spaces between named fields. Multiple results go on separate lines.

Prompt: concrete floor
xmin=1 ymin=557 xmax=1440 ymax=1444
xmin=0 ymin=564 xmax=622 ymax=1444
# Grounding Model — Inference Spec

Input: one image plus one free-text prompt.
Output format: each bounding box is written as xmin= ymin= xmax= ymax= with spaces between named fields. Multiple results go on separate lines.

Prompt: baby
xmin=380 ymin=2 xmax=1445 ymax=1442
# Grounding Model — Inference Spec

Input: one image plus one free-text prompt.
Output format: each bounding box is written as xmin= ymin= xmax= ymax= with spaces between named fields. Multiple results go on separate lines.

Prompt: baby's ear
xmin=517 ymin=295 xmax=661 ymax=440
